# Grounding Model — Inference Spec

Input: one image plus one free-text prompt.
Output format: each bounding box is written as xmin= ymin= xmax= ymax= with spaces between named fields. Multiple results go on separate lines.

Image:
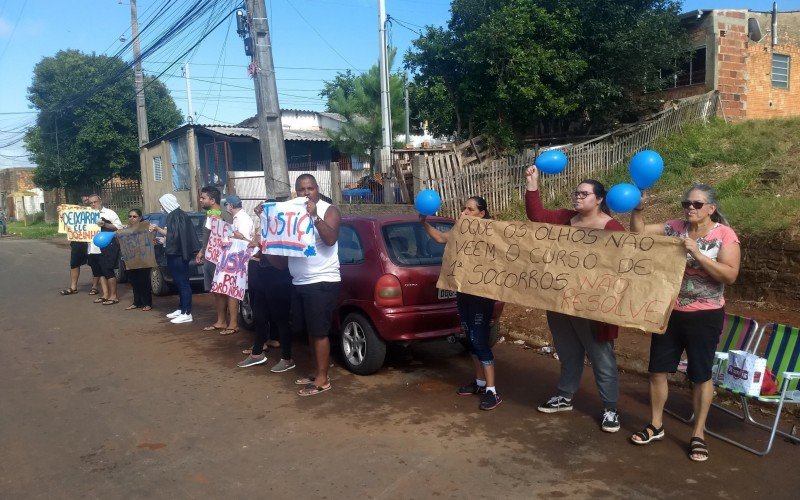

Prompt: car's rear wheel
xmin=340 ymin=313 xmax=386 ymax=375
xmin=114 ymin=258 xmax=127 ymax=283
xmin=239 ymin=290 xmax=255 ymax=331
xmin=151 ymin=267 xmax=170 ymax=296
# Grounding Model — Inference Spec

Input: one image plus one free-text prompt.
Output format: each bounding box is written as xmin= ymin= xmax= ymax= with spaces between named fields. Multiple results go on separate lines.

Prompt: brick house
xmin=658 ymin=8 xmax=799 ymax=120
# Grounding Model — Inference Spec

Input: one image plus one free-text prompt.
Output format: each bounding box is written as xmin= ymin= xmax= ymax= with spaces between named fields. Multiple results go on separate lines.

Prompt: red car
xmin=335 ymin=214 xmax=504 ymax=375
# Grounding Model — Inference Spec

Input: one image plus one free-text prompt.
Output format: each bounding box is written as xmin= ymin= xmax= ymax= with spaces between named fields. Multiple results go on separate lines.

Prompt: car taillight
xmin=375 ymin=273 xmax=403 ymax=307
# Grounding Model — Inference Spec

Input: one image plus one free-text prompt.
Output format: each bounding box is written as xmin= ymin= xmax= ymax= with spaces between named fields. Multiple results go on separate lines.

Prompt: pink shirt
xmin=664 ymin=220 xmax=739 ymax=312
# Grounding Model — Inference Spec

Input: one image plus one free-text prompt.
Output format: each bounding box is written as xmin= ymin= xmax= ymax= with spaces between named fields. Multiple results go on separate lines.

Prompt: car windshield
xmin=382 ymin=221 xmax=453 ymax=266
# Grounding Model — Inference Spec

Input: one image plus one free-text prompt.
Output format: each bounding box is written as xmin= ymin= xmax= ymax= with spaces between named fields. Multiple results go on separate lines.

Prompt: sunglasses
xmin=129 ymin=215 xmax=140 ymax=218
xmin=572 ymin=191 xmax=595 ymax=199
xmin=681 ymin=200 xmax=707 ymax=210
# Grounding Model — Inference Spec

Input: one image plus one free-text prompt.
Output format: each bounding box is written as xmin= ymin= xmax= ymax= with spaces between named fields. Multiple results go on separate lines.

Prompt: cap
xmin=224 ymin=194 xmax=242 ymax=208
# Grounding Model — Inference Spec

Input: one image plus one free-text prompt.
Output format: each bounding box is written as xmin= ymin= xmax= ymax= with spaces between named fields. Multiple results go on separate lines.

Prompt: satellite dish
xmin=748 ymin=17 xmax=763 ymax=42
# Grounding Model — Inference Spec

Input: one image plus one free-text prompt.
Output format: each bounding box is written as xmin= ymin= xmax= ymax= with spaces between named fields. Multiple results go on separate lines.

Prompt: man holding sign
xmin=265 ymin=174 xmax=341 ymax=397
xmin=59 ymin=195 xmax=100 ymax=296
xmin=197 ymin=186 xmax=234 ymax=332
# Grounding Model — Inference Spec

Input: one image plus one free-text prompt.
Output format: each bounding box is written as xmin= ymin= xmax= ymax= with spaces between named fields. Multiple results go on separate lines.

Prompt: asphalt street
xmin=0 ymin=238 xmax=797 ymax=499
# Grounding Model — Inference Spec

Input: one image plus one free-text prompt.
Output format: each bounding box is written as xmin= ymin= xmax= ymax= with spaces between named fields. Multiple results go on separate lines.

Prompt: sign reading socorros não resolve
xmin=437 ymin=216 xmax=686 ymax=333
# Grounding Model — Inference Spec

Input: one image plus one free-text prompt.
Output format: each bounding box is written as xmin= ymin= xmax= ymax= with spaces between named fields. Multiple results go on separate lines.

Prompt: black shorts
xmin=291 ymin=281 xmax=341 ymax=337
xmin=70 ymin=241 xmax=89 ymax=269
xmin=88 ymin=242 xmax=120 ymax=279
xmin=648 ymin=308 xmax=725 ymax=383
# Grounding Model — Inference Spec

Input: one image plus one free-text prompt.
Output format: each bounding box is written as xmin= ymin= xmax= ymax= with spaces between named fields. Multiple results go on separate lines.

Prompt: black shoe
xmin=479 ymin=391 xmax=502 ymax=411
xmin=456 ymin=381 xmax=486 ymax=396
xmin=601 ymin=408 xmax=621 ymax=433
xmin=537 ymin=395 xmax=573 ymax=413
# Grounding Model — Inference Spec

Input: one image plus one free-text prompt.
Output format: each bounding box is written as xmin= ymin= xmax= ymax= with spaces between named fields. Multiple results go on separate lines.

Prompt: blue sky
xmin=0 ymin=0 xmax=796 ymax=167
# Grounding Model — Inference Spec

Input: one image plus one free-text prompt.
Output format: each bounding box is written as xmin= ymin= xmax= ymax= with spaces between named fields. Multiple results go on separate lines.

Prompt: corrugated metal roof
xmin=202 ymin=125 xmax=331 ymax=142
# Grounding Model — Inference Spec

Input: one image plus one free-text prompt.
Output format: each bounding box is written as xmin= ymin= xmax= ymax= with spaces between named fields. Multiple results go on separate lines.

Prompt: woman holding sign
xmin=629 ymin=184 xmax=740 ymax=462
xmin=421 ymin=196 xmax=502 ymax=411
xmin=123 ymin=208 xmax=153 ymax=312
xmin=525 ymin=166 xmax=624 ymax=433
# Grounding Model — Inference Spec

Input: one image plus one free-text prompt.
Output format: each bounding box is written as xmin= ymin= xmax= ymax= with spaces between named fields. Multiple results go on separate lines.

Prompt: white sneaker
xmin=166 ymin=309 xmax=182 ymax=319
xmin=170 ymin=313 xmax=193 ymax=324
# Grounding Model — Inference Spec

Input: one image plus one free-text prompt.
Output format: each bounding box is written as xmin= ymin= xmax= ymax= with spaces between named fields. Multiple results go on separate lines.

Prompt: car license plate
xmin=437 ymin=289 xmax=457 ymax=300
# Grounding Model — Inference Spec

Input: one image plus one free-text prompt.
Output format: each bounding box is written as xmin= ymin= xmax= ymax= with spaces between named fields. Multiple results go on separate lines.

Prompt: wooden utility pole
xmin=130 ymin=0 xmax=149 ymax=145
xmin=243 ymin=0 xmax=290 ymax=200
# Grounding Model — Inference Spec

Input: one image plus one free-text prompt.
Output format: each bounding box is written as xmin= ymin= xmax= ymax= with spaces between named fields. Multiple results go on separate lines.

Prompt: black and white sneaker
xmin=479 ymin=391 xmax=502 ymax=411
xmin=601 ymin=408 xmax=620 ymax=433
xmin=456 ymin=381 xmax=486 ymax=396
xmin=537 ymin=395 xmax=573 ymax=413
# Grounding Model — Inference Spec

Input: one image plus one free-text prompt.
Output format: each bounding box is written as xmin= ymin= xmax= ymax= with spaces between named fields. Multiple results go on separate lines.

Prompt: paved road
xmin=0 ymin=239 xmax=797 ymax=498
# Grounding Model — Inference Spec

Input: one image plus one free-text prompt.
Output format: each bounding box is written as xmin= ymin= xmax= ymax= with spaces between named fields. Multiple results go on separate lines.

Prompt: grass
xmin=4 ymin=220 xmax=62 ymax=239
xmin=499 ymin=117 xmax=800 ymax=237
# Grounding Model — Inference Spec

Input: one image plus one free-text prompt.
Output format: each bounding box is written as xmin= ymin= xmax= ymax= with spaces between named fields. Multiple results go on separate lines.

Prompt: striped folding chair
xmin=706 ymin=322 xmax=800 ymax=455
xmin=666 ymin=313 xmax=759 ymax=423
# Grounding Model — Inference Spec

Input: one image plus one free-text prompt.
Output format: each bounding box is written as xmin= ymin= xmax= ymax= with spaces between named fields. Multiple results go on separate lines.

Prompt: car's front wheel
xmin=239 ymin=290 xmax=255 ymax=331
xmin=151 ymin=267 xmax=170 ymax=296
xmin=114 ymin=258 xmax=127 ymax=283
xmin=340 ymin=313 xmax=386 ymax=375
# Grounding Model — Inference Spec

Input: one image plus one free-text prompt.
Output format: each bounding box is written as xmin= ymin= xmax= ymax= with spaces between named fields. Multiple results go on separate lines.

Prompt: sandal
xmin=141 ymin=306 xmax=152 ymax=311
xmin=298 ymin=383 xmax=332 ymax=397
xmin=60 ymin=288 xmax=78 ymax=295
xmin=93 ymin=298 xmax=105 ymax=304
xmin=630 ymin=424 xmax=665 ymax=445
xmin=102 ymin=299 xmax=119 ymax=306
xmin=688 ymin=437 xmax=709 ymax=462
xmin=125 ymin=305 xmax=139 ymax=310
xmin=88 ymin=288 xmax=99 ymax=295
xmin=203 ymin=325 xmax=223 ymax=331
xmin=295 ymin=375 xmax=316 ymax=385
xmin=219 ymin=328 xmax=239 ymax=336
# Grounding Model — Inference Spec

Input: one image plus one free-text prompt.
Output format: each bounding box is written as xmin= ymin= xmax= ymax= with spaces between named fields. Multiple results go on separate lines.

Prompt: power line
xmin=283 ymin=0 xmax=359 ymax=71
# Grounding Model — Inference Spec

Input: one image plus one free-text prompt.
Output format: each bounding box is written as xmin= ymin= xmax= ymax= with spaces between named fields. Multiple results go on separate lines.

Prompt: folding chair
xmin=665 ymin=313 xmax=759 ymax=423
xmin=706 ymin=322 xmax=800 ymax=455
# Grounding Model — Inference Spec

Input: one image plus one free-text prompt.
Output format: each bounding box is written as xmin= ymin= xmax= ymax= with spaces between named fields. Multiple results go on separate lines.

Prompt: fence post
xmin=412 ymin=155 xmax=428 ymax=196
xmin=329 ymin=162 xmax=342 ymax=206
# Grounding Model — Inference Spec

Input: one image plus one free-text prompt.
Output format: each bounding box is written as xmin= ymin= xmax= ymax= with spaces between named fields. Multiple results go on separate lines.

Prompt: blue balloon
xmin=415 ymin=189 xmax=442 ymax=216
xmin=93 ymin=231 xmax=115 ymax=249
xmin=534 ymin=150 xmax=568 ymax=174
xmin=629 ymin=150 xmax=664 ymax=190
xmin=606 ymin=183 xmax=642 ymax=213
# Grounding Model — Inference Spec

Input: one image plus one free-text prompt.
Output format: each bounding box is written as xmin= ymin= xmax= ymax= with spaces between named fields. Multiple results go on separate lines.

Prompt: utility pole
xmin=241 ymin=0 xmax=290 ymax=200
xmin=404 ymin=80 xmax=410 ymax=146
xmin=130 ymin=0 xmax=149 ymax=145
xmin=377 ymin=0 xmax=395 ymax=203
xmin=183 ymin=62 xmax=194 ymax=124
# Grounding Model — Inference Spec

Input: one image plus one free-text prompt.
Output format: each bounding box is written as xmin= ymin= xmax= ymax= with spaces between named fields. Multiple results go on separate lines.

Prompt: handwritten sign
xmin=210 ymin=239 xmax=255 ymax=300
xmin=116 ymin=222 xmax=157 ymax=269
xmin=205 ymin=216 xmax=233 ymax=265
xmin=259 ymin=198 xmax=316 ymax=257
xmin=59 ymin=205 xmax=101 ymax=242
xmin=437 ymin=216 xmax=687 ymax=333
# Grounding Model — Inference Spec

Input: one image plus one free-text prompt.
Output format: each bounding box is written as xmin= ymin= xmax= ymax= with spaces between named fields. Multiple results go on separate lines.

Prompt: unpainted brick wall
xmin=728 ymin=234 xmax=800 ymax=307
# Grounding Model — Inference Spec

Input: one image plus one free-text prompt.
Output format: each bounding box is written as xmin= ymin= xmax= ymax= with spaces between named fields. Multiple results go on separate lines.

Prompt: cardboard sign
xmin=59 ymin=205 xmax=101 ymax=242
xmin=259 ymin=198 xmax=317 ymax=257
xmin=437 ymin=216 xmax=687 ymax=333
xmin=57 ymin=204 xmax=81 ymax=233
xmin=210 ymin=238 xmax=254 ymax=300
xmin=116 ymin=222 xmax=157 ymax=270
xmin=205 ymin=216 xmax=233 ymax=265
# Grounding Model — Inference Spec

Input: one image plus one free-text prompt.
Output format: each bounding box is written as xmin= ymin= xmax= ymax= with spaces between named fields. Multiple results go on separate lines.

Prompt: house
xmin=658 ymin=8 xmax=800 ymax=120
xmin=139 ymin=109 xmax=357 ymax=213
xmin=0 ymin=167 xmax=44 ymax=220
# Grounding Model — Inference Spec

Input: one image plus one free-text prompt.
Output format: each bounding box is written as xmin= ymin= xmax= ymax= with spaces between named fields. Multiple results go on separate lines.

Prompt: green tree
xmin=322 ymin=50 xmax=406 ymax=156
xmin=405 ymin=0 xmax=690 ymax=148
xmin=25 ymin=50 xmax=183 ymax=189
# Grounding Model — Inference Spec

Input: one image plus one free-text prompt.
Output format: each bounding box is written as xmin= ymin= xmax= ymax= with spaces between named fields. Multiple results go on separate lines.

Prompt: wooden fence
xmin=417 ymin=91 xmax=719 ymax=218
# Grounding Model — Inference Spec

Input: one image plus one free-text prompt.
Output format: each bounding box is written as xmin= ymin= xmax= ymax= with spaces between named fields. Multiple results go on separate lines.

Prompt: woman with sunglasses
xmin=420 ymin=196 xmax=502 ymax=411
xmin=629 ymin=184 xmax=740 ymax=462
xmin=123 ymin=208 xmax=153 ymax=311
xmin=524 ymin=165 xmax=624 ymax=433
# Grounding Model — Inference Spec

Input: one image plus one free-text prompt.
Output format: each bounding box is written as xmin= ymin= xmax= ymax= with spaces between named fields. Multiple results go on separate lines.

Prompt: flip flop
xmin=93 ymin=298 xmax=105 ymax=304
xmin=203 ymin=325 xmax=223 ymax=331
xmin=88 ymin=288 xmax=99 ymax=295
xmin=219 ymin=328 xmax=239 ymax=336
xmin=102 ymin=299 xmax=119 ymax=306
xmin=298 ymin=383 xmax=332 ymax=397
xmin=59 ymin=288 xmax=78 ymax=295
xmin=141 ymin=306 xmax=152 ymax=311
xmin=125 ymin=305 xmax=139 ymax=310
xmin=295 ymin=375 xmax=321 ymax=385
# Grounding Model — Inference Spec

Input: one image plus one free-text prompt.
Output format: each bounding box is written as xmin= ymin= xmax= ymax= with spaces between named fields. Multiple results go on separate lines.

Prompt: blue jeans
xmin=167 ymin=255 xmax=192 ymax=314
xmin=457 ymin=293 xmax=496 ymax=366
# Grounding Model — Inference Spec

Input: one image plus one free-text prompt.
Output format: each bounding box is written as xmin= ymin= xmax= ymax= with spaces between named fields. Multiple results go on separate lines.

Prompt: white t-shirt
xmin=288 ymin=199 xmax=340 ymax=285
xmin=232 ymin=208 xmax=254 ymax=241
xmin=88 ymin=207 xmax=123 ymax=254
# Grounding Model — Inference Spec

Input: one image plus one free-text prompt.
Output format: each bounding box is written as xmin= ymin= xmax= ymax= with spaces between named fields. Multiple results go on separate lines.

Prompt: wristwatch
xmin=314 ymin=215 xmax=323 ymax=225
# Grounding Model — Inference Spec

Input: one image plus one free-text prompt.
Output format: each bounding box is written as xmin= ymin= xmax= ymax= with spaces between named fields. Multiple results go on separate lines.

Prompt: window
xmin=153 ymin=156 xmax=163 ymax=182
xmin=338 ymin=225 xmax=364 ymax=264
xmin=772 ymin=53 xmax=790 ymax=89
xmin=382 ymin=221 xmax=454 ymax=266
xmin=170 ymin=137 xmax=191 ymax=191
xmin=657 ymin=47 xmax=707 ymax=90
